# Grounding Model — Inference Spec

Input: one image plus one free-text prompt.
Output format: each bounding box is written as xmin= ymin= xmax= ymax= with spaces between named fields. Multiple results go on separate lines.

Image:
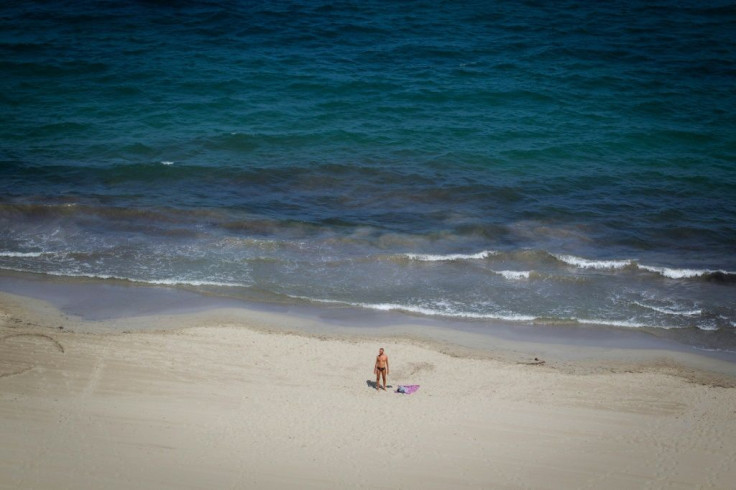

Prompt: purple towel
xmin=396 ymin=385 xmax=420 ymax=394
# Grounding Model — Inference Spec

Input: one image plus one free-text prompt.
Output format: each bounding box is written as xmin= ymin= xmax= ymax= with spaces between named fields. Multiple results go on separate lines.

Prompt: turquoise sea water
xmin=1 ymin=1 xmax=735 ymax=351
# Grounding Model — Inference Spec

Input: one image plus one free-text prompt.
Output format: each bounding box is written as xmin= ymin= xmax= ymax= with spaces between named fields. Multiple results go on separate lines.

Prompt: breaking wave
xmin=554 ymin=254 xmax=735 ymax=282
xmin=402 ymin=250 xmax=497 ymax=262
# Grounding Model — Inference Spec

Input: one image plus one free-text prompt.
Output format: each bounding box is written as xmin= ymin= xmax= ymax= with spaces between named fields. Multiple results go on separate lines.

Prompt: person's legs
xmin=375 ymin=370 xmax=381 ymax=391
xmin=381 ymin=370 xmax=387 ymax=390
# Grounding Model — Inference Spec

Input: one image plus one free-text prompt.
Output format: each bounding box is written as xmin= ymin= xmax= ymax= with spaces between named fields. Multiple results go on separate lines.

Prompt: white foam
xmin=692 ymin=346 xmax=736 ymax=353
xmin=638 ymin=265 xmax=711 ymax=279
xmin=404 ymin=250 xmax=497 ymax=262
xmin=0 ymin=267 xmax=248 ymax=289
xmin=497 ymin=270 xmax=530 ymax=280
xmin=695 ymin=321 xmax=719 ymax=332
xmin=633 ymin=301 xmax=701 ymax=317
xmin=0 ymin=251 xmax=44 ymax=257
xmin=290 ymin=296 xmax=536 ymax=322
xmin=555 ymin=254 xmax=633 ymax=270
xmin=359 ymin=302 xmax=537 ymax=322
xmin=161 ymin=161 xmax=174 ymax=165
xmin=576 ymin=317 xmax=677 ymax=329
xmin=554 ymin=256 xmax=731 ymax=280
xmin=144 ymin=278 xmax=244 ymax=288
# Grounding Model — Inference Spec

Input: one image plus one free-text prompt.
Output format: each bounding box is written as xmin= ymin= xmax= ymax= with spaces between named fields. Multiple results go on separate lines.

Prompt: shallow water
xmin=1 ymin=1 xmax=735 ymax=351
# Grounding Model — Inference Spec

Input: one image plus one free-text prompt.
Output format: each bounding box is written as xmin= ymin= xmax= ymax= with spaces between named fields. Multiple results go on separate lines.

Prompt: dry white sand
xmin=1 ymin=292 xmax=735 ymax=489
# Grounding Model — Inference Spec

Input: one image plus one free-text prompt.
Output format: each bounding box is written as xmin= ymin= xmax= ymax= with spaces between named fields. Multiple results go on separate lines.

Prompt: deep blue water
xmin=1 ymin=1 xmax=735 ymax=350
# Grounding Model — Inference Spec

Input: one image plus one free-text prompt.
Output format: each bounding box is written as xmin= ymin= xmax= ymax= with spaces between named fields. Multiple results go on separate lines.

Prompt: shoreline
xmin=1 ymin=271 xmax=736 ymax=380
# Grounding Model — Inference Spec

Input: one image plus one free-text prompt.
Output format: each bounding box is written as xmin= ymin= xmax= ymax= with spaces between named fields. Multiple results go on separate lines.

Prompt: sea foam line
xmin=692 ymin=346 xmax=736 ymax=354
xmin=554 ymin=254 xmax=633 ymax=270
xmin=0 ymin=266 xmax=248 ymax=288
xmin=554 ymin=254 xmax=733 ymax=280
xmin=404 ymin=250 xmax=497 ymax=262
xmin=577 ymin=316 xmax=720 ymax=331
xmin=0 ymin=251 xmax=46 ymax=257
xmin=633 ymin=301 xmax=701 ymax=317
xmin=289 ymin=295 xmax=536 ymax=321
xmin=56 ymin=271 xmax=246 ymax=288
xmin=292 ymin=295 xmax=687 ymax=330
xmin=496 ymin=270 xmax=531 ymax=280
xmin=575 ymin=318 xmax=675 ymax=329
xmin=638 ymin=265 xmax=716 ymax=279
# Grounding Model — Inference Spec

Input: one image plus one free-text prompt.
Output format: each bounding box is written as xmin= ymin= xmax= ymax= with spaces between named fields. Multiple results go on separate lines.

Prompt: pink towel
xmin=396 ymin=385 xmax=420 ymax=394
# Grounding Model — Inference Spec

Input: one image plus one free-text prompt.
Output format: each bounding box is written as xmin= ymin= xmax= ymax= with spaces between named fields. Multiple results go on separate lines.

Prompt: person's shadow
xmin=366 ymin=380 xmax=392 ymax=391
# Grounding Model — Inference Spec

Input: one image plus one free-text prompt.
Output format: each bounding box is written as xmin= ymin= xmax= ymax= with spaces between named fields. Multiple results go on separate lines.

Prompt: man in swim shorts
xmin=374 ymin=347 xmax=389 ymax=391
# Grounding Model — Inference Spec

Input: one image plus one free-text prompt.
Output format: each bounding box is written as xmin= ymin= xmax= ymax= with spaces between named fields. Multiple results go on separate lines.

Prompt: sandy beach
xmin=1 ymin=291 xmax=735 ymax=490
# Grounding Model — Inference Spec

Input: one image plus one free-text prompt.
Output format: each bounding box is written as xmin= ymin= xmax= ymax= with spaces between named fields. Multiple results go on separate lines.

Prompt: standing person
xmin=374 ymin=347 xmax=389 ymax=391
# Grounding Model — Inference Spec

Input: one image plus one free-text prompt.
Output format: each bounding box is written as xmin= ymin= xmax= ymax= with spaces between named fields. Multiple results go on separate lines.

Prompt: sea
xmin=1 ymin=1 xmax=735 ymax=354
